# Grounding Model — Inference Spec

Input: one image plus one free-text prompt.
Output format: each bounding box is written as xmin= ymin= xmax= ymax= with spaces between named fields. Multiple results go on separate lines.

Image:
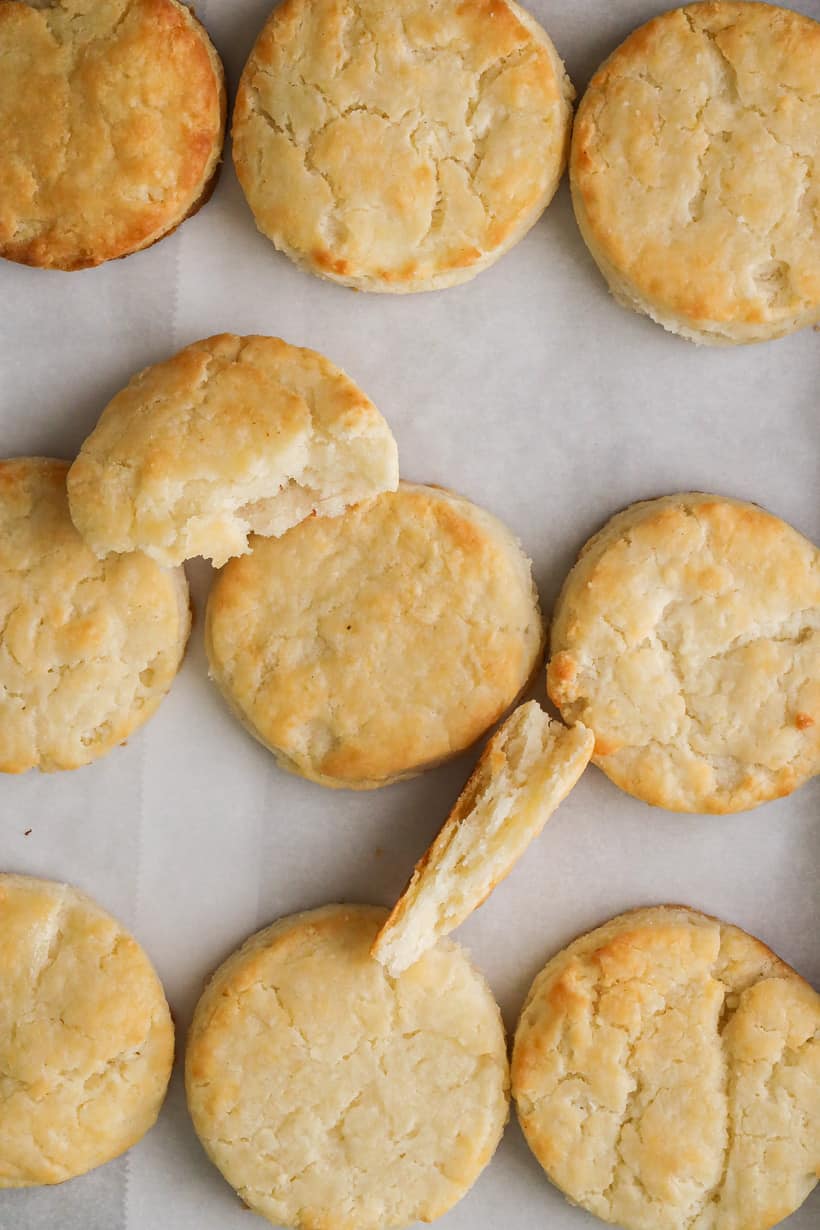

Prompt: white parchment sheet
xmin=1 ymin=1 xmax=818 ymax=1227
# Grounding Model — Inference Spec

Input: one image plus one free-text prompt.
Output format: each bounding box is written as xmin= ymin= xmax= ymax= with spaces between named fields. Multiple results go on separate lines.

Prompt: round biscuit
xmin=205 ymin=482 xmax=545 ymax=788
xmin=0 ymin=458 xmax=191 ymax=773
xmin=232 ymin=0 xmax=574 ymax=292
xmin=570 ymin=1 xmax=820 ymax=344
xmin=186 ymin=903 xmax=509 ymax=1230
xmin=0 ymin=0 xmax=225 ymax=270
xmin=0 ymin=873 xmax=174 ymax=1188
xmin=67 ymin=334 xmax=399 ymax=568
xmin=547 ymin=493 xmax=820 ymax=813
xmin=512 ymin=905 xmax=820 ymax=1230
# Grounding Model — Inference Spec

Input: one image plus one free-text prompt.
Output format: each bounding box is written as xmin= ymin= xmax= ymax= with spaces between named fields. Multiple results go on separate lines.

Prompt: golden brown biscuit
xmin=186 ymin=903 xmax=509 ymax=1230
xmin=67 ymin=335 xmax=399 ymax=568
xmin=0 ymin=458 xmax=191 ymax=773
xmin=512 ymin=905 xmax=820 ymax=1230
xmin=232 ymin=0 xmax=574 ymax=292
xmin=0 ymin=0 xmax=225 ymax=270
xmin=570 ymin=2 xmax=820 ymax=344
xmin=205 ymin=482 xmax=545 ymax=788
xmin=372 ymin=703 xmax=593 ymax=975
xmin=0 ymin=874 xmax=174 ymax=1187
xmin=547 ymin=493 xmax=820 ymax=813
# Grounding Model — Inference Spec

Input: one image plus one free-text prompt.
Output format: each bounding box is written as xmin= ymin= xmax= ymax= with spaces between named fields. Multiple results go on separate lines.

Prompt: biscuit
xmin=186 ymin=903 xmax=509 ymax=1230
xmin=512 ymin=905 xmax=820 ymax=1230
xmin=547 ymin=493 xmax=820 ymax=813
xmin=0 ymin=458 xmax=191 ymax=773
xmin=67 ymin=335 xmax=399 ymax=568
xmin=0 ymin=873 xmax=174 ymax=1187
xmin=205 ymin=482 xmax=544 ymax=788
xmin=372 ymin=703 xmax=593 ymax=975
xmin=570 ymin=2 xmax=820 ymax=344
xmin=0 ymin=0 xmax=225 ymax=270
xmin=232 ymin=0 xmax=574 ymax=292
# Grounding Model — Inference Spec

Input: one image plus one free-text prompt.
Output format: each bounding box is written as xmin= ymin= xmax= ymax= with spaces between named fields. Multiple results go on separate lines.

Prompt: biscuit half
xmin=0 ymin=0 xmax=226 ymax=270
xmin=0 ymin=457 xmax=191 ymax=773
xmin=547 ymin=492 xmax=820 ymax=813
xmin=67 ymin=334 xmax=399 ymax=568
xmin=232 ymin=0 xmax=574 ymax=292
xmin=570 ymin=2 xmax=820 ymax=344
xmin=512 ymin=905 xmax=820 ymax=1230
xmin=205 ymin=482 xmax=545 ymax=788
xmin=186 ymin=903 xmax=509 ymax=1230
xmin=0 ymin=874 xmax=174 ymax=1187
xmin=372 ymin=702 xmax=593 ymax=976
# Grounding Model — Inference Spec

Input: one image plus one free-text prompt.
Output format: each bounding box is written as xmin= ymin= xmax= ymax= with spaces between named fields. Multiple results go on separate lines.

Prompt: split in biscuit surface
xmin=512 ymin=905 xmax=820 ymax=1230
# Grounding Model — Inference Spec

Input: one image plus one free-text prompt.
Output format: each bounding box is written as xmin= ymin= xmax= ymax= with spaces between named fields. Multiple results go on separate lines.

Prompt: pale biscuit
xmin=0 ymin=458 xmax=191 ymax=773
xmin=206 ymin=482 xmax=544 ymax=788
xmin=186 ymin=903 xmax=509 ymax=1230
xmin=547 ymin=493 xmax=820 ymax=813
xmin=67 ymin=335 xmax=399 ymax=568
xmin=372 ymin=702 xmax=593 ymax=975
xmin=570 ymin=2 xmax=820 ymax=344
xmin=512 ymin=905 xmax=820 ymax=1230
xmin=232 ymin=0 xmax=574 ymax=292
xmin=0 ymin=874 xmax=174 ymax=1188
xmin=0 ymin=0 xmax=225 ymax=270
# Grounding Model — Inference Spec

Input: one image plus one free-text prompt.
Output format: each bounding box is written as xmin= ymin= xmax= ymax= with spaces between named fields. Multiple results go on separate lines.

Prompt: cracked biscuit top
xmin=231 ymin=0 xmax=574 ymax=291
xmin=512 ymin=905 xmax=820 ymax=1230
xmin=0 ymin=0 xmax=225 ymax=270
xmin=0 ymin=458 xmax=191 ymax=773
xmin=0 ymin=874 xmax=174 ymax=1187
xmin=547 ymin=493 xmax=820 ymax=814
xmin=67 ymin=334 xmax=399 ymax=568
xmin=570 ymin=2 xmax=820 ymax=343
xmin=186 ymin=904 xmax=509 ymax=1230
xmin=205 ymin=482 xmax=544 ymax=789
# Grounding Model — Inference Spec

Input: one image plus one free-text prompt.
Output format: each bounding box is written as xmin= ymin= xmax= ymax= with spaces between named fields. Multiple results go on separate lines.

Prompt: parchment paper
xmin=1 ymin=1 xmax=818 ymax=1227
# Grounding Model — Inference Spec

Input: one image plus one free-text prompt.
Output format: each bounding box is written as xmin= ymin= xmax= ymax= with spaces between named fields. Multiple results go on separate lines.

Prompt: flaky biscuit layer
xmin=372 ymin=702 xmax=593 ymax=975
xmin=68 ymin=335 xmax=399 ymax=567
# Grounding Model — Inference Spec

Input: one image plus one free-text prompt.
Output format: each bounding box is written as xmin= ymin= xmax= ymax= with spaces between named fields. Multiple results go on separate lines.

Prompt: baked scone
xmin=0 ymin=0 xmax=225 ymax=270
xmin=0 ymin=458 xmax=190 ymax=773
xmin=186 ymin=904 xmax=508 ymax=1230
xmin=206 ymin=482 xmax=544 ymax=788
xmin=0 ymin=874 xmax=174 ymax=1188
xmin=547 ymin=493 xmax=820 ymax=813
xmin=67 ymin=335 xmax=399 ymax=568
xmin=570 ymin=2 xmax=820 ymax=344
xmin=232 ymin=0 xmax=574 ymax=292
xmin=372 ymin=703 xmax=593 ymax=975
xmin=512 ymin=905 xmax=820 ymax=1230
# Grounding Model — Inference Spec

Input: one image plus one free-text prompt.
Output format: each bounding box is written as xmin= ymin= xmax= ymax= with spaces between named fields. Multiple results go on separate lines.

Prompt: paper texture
xmin=1 ymin=1 xmax=818 ymax=1227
